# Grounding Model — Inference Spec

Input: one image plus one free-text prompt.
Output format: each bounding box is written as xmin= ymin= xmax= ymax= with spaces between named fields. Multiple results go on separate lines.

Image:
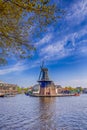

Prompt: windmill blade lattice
xmin=38 ymin=61 xmax=44 ymax=80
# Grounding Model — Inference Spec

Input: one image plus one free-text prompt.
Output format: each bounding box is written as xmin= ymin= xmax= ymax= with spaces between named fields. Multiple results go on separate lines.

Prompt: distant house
xmin=0 ymin=81 xmax=18 ymax=95
xmin=55 ymin=85 xmax=63 ymax=94
xmin=83 ymin=88 xmax=87 ymax=93
xmin=32 ymin=84 xmax=40 ymax=94
xmin=28 ymin=87 xmax=33 ymax=92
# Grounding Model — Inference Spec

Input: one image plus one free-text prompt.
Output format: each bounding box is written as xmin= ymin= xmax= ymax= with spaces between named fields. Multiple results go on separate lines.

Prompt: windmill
xmin=38 ymin=61 xmax=50 ymax=82
xmin=37 ymin=62 xmax=56 ymax=96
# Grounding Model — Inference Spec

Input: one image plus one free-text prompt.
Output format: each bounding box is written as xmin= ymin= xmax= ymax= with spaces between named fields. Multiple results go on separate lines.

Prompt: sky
xmin=0 ymin=0 xmax=87 ymax=88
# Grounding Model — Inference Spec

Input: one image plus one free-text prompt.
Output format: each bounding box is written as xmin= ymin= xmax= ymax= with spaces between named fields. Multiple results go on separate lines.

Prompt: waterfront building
xmin=0 ymin=81 xmax=18 ymax=95
xmin=55 ymin=85 xmax=63 ymax=94
xmin=83 ymin=88 xmax=87 ymax=93
xmin=32 ymin=84 xmax=40 ymax=94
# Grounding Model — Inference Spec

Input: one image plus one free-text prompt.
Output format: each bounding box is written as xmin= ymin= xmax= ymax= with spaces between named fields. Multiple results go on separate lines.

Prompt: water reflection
xmin=38 ymin=97 xmax=57 ymax=130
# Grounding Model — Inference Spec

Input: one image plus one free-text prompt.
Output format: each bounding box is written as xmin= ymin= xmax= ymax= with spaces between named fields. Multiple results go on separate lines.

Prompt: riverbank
xmin=25 ymin=92 xmax=80 ymax=97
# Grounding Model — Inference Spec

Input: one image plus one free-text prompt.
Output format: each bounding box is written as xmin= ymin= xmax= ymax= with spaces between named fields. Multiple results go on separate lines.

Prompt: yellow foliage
xmin=0 ymin=0 xmax=63 ymax=64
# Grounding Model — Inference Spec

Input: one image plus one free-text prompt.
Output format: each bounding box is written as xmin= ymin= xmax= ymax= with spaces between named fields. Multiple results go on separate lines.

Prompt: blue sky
xmin=0 ymin=0 xmax=87 ymax=88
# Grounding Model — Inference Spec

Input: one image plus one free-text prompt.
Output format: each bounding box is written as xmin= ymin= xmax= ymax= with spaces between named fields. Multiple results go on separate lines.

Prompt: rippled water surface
xmin=0 ymin=94 xmax=87 ymax=130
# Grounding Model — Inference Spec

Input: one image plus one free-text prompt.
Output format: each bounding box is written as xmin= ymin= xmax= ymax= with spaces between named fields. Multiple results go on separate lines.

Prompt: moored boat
xmin=0 ymin=93 xmax=5 ymax=97
xmin=4 ymin=93 xmax=16 ymax=97
xmin=74 ymin=93 xmax=80 ymax=96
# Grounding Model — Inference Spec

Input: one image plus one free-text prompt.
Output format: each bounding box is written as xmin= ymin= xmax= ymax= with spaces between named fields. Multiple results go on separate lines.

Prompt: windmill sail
xmin=38 ymin=61 xmax=44 ymax=80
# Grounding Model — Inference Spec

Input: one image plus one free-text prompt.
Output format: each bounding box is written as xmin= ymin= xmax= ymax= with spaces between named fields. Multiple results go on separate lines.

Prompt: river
xmin=0 ymin=94 xmax=87 ymax=130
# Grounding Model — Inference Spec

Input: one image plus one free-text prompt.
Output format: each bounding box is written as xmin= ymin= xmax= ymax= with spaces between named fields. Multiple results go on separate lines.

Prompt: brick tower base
xmin=39 ymin=84 xmax=57 ymax=96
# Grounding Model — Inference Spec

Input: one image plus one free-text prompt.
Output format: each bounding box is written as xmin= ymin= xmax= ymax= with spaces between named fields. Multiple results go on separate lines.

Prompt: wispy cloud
xmin=38 ymin=25 xmax=87 ymax=61
xmin=0 ymin=62 xmax=28 ymax=75
xmin=35 ymin=33 xmax=52 ymax=46
xmin=66 ymin=0 xmax=87 ymax=25
xmin=0 ymin=60 xmax=42 ymax=75
xmin=40 ymin=40 xmax=68 ymax=60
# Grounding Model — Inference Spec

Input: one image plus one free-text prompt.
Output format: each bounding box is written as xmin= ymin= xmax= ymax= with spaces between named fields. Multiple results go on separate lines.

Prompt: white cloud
xmin=40 ymin=40 xmax=67 ymax=60
xmin=78 ymin=45 xmax=87 ymax=55
xmin=41 ymin=43 xmax=63 ymax=55
xmin=39 ymin=33 xmax=76 ymax=61
xmin=38 ymin=26 xmax=87 ymax=61
xmin=66 ymin=0 xmax=87 ymax=25
xmin=35 ymin=33 xmax=52 ymax=46
xmin=0 ymin=62 xmax=28 ymax=75
xmin=0 ymin=60 xmax=42 ymax=75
